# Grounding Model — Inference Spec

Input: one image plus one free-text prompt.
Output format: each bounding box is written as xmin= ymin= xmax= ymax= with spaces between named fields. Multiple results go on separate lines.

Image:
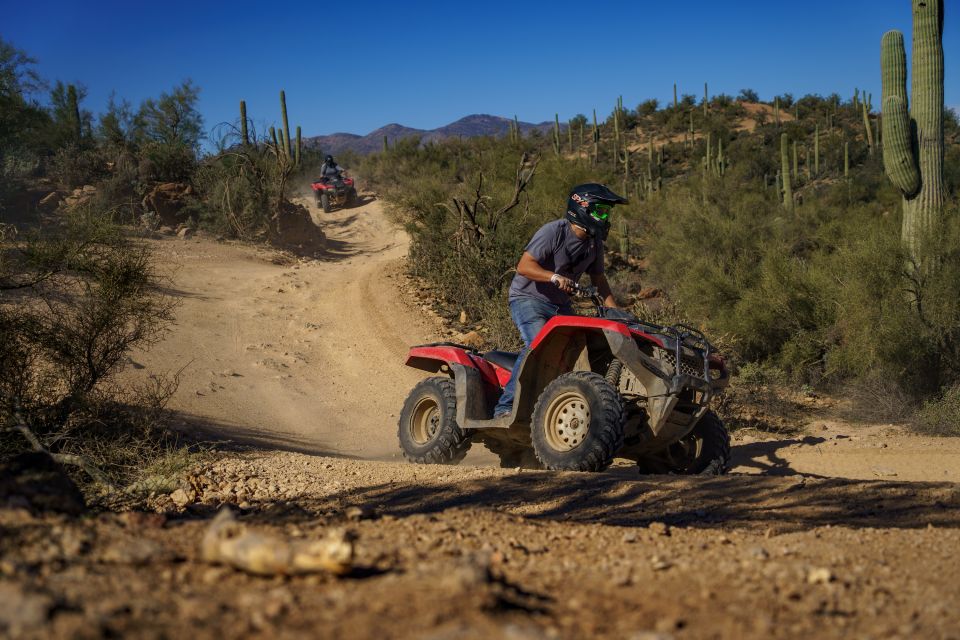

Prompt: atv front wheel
xmin=320 ymin=191 xmax=331 ymax=213
xmin=398 ymin=377 xmax=472 ymax=464
xmin=530 ymin=371 xmax=624 ymax=472
xmin=636 ymin=410 xmax=730 ymax=475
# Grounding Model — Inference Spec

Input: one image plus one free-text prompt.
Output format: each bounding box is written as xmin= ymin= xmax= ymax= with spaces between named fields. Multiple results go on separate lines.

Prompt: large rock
xmin=141 ymin=182 xmax=194 ymax=226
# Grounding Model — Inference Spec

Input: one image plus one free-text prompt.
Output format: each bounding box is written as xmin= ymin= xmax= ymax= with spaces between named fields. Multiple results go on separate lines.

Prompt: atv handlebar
xmin=572 ymin=283 xmax=602 ymax=302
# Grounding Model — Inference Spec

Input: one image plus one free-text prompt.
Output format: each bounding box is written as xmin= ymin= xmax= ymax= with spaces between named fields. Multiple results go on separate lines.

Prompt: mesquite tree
xmin=881 ymin=0 xmax=945 ymax=268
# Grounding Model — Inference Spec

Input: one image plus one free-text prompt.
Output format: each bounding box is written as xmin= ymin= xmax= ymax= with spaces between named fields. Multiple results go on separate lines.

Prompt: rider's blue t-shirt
xmin=508 ymin=219 xmax=604 ymax=306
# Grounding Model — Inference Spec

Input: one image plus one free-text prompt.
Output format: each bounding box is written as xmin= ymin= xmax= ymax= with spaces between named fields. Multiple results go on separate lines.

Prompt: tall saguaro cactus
xmin=780 ymin=133 xmax=793 ymax=211
xmin=553 ymin=114 xmax=561 ymax=155
xmin=881 ymin=0 xmax=945 ymax=263
xmin=239 ymin=100 xmax=250 ymax=146
xmin=280 ymin=90 xmax=292 ymax=160
xmin=295 ymin=126 xmax=302 ymax=167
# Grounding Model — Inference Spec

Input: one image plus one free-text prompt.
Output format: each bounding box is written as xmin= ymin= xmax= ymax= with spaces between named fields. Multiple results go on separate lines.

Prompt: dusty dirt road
xmin=133 ymin=194 xmax=451 ymax=461
xmin=3 ymin=195 xmax=960 ymax=639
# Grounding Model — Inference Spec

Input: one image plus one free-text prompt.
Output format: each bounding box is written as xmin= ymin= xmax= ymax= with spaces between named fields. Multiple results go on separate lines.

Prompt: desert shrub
xmin=914 ymin=384 xmax=960 ymax=436
xmin=47 ymin=144 xmax=110 ymax=190
xmin=139 ymin=140 xmax=196 ymax=183
xmin=192 ymin=150 xmax=277 ymax=238
xmin=0 ymin=211 xmax=177 ymax=486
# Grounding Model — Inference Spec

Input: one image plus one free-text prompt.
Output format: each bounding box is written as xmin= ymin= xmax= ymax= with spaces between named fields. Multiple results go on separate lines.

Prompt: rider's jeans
xmin=493 ymin=296 xmax=574 ymax=416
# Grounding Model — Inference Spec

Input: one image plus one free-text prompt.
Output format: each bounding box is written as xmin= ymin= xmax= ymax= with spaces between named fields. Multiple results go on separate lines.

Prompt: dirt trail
xmin=136 ymin=195 xmax=448 ymax=460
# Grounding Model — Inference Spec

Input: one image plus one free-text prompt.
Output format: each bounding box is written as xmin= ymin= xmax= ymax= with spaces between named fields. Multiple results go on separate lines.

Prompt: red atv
xmin=398 ymin=285 xmax=731 ymax=473
xmin=310 ymin=175 xmax=357 ymax=213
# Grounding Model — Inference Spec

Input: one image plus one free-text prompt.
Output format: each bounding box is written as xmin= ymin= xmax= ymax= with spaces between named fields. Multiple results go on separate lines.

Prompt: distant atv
xmin=398 ymin=285 xmax=731 ymax=474
xmin=311 ymin=175 xmax=357 ymax=213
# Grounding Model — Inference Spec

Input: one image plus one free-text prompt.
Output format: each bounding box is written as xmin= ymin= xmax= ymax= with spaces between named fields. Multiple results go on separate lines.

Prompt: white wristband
xmin=550 ymin=273 xmax=561 ymax=285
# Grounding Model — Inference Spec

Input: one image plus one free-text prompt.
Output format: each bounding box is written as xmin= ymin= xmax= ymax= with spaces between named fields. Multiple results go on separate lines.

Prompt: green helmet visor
xmin=589 ymin=203 xmax=612 ymax=222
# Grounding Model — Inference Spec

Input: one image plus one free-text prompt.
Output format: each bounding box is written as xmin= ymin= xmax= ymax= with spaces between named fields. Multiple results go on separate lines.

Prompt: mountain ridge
xmin=303 ymin=114 xmax=557 ymax=156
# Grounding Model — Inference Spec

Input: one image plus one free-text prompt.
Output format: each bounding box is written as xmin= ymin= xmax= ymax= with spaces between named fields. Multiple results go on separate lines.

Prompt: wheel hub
xmin=411 ymin=398 xmax=441 ymax=445
xmin=543 ymin=392 xmax=590 ymax=452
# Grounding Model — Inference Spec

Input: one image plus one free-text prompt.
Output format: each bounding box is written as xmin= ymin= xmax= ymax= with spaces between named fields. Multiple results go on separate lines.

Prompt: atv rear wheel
xmin=636 ymin=410 xmax=730 ymax=475
xmin=320 ymin=191 xmax=331 ymax=213
xmin=530 ymin=371 xmax=624 ymax=472
xmin=346 ymin=188 xmax=357 ymax=207
xmin=398 ymin=377 xmax=472 ymax=464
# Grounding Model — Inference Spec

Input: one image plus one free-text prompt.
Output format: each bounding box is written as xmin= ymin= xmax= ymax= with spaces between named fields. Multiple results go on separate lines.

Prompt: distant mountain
xmin=303 ymin=114 xmax=557 ymax=156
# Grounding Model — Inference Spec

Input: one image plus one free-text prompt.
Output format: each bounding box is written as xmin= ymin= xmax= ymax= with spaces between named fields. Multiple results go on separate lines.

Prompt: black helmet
xmin=325 ymin=155 xmax=335 ymax=164
xmin=565 ymin=183 xmax=628 ymax=240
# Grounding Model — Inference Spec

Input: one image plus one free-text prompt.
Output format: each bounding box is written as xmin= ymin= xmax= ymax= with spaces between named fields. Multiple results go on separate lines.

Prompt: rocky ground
xmin=3 ymin=195 xmax=959 ymax=639
xmin=2 ymin=450 xmax=960 ymax=639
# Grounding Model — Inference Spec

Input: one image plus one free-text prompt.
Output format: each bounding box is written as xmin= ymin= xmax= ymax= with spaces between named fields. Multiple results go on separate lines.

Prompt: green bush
xmin=0 ymin=211 xmax=177 ymax=486
xmin=915 ymin=384 xmax=960 ymax=436
xmin=47 ymin=144 xmax=110 ymax=189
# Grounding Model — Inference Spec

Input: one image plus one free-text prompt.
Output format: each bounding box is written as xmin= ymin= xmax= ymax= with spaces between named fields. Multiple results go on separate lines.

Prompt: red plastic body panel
xmin=529 ymin=315 xmax=635 ymax=350
xmin=310 ymin=177 xmax=354 ymax=191
xmin=490 ymin=363 xmax=512 ymax=387
xmin=405 ymin=346 xmax=502 ymax=388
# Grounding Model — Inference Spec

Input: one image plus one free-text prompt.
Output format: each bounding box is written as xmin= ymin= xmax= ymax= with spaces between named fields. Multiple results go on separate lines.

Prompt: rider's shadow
xmin=730 ymin=436 xmax=828 ymax=477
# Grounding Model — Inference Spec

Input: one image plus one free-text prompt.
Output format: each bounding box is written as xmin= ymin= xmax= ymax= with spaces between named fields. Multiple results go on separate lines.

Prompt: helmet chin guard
xmin=565 ymin=183 xmax=628 ymax=240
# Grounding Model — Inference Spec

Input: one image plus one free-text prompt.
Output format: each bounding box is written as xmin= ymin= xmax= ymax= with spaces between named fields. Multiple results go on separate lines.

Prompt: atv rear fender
xmin=405 ymin=344 xmax=503 ymax=429
xmin=405 ymin=344 xmax=502 ymax=388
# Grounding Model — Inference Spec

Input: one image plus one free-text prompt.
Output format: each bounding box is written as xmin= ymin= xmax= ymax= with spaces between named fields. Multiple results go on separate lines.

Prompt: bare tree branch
xmin=490 ymin=152 xmax=541 ymax=233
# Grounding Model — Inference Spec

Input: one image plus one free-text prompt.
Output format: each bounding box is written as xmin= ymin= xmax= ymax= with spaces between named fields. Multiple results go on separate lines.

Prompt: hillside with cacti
xmin=354 ymin=6 xmax=958 ymax=426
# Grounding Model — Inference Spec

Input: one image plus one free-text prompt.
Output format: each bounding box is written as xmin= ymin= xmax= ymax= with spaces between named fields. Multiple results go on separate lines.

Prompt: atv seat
xmin=483 ymin=350 xmax=520 ymax=371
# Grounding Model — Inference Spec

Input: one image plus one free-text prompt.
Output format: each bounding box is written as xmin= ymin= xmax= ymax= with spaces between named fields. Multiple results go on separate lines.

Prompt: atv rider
xmin=493 ymin=183 xmax=628 ymax=419
xmin=320 ymin=155 xmax=345 ymax=182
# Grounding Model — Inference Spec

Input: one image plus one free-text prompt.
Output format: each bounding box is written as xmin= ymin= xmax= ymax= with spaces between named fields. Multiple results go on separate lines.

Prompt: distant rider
xmin=321 ymin=155 xmax=345 ymax=181
xmin=493 ymin=183 xmax=628 ymax=420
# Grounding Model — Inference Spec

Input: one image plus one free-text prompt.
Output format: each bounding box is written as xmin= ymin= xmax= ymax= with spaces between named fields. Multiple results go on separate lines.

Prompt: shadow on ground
xmin=323 ymin=472 xmax=960 ymax=533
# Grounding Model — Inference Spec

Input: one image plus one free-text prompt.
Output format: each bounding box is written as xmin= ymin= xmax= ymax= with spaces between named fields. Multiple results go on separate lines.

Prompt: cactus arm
xmin=883 ymin=95 xmax=921 ymax=195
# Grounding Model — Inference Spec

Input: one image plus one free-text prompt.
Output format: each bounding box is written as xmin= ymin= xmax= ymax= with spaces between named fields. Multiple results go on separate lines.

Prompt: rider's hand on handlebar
xmin=550 ymin=273 xmax=575 ymax=294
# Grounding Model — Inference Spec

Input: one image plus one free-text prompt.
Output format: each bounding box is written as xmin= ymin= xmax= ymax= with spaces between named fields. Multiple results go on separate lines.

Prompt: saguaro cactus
xmin=592 ymin=109 xmax=599 ymax=165
xmin=280 ymin=90 xmax=292 ymax=160
xmin=67 ymin=84 xmax=81 ymax=144
xmin=239 ymin=100 xmax=249 ymax=146
xmin=881 ymin=1 xmax=945 ymax=261
xmin=553 ymin=114 xmax=561 ymax=155
xmin=862 ymin=102 xmax=875 ymax=154
xmin=295 ymin=126 xmax=302 ymax=167
xmin=814 ymin=124 xmax=820 ymax=176
xmin=780 ymin=133 xmax=793 ymax=211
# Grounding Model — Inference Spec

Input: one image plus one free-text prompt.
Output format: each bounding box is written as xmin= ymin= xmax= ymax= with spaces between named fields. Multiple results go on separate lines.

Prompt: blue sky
xmin=4 ymin=0 xmax=957 ymax=139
